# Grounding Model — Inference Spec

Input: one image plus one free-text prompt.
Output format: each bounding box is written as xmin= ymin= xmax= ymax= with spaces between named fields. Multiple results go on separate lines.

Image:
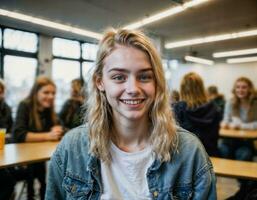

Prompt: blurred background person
xmin=12 ymin=76 xmax=63 ymax=200
xmin=221 ymin=77 xmax=257 ymax=131
xmin=170 ymin=89 xmax=180 ymax=105
xmin=59 ymin=78 xmax=86 ymax=131
xmin=220 ymin=77 xmax=257 ymax=200
xmin=207 ymin=85 xmax=225 ymax=117
xmin=220 ymin=77 xmax=257 ymax=161
xmin=0 ymin=78 xmax=13 ymax=133
xmin=0 ymin=78 xmax=15 ymax=200
xmin=173 ymin=72 xmax=222 ymax=156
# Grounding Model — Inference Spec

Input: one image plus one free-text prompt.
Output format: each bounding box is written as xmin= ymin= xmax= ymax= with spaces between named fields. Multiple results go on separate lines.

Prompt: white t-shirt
xmin=100 ymin=142 xmax=154 ymax=200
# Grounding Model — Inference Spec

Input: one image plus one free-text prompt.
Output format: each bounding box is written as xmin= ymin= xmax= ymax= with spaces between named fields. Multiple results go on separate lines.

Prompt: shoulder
xmin=172 ymin=101 xmax=187 ymax=112
xmin=54 ymin=124 xmax=90 ymax=162
xmin=19 ymin=100 xmax=30 ymax=108
xmin=173 ymin=127 xmax=212 ymax=169
xmin=176 ymin=127 xmax=206 ymax=153
xmin=51 ymin=124 xmax=94 ymax=175
xmin=60 ymin=124 xmax=89 ymax=150
xmin=159 ymin=127 xmax=214 ymax=185
xmin=2 ymin=101 xmax=11 ymax=111
xmin=61 ymin=99 xmax=73 ymax=108
xmin=65 ymin=99 xmax=74 ymax=105
xmin=17 ymin=100 xmax=31 ymax=113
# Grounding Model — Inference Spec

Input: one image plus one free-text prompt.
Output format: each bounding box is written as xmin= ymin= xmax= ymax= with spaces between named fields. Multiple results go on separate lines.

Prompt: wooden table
xmin=1 ymin=142 xmax=257 ymax=180
xmin=219 ymin=128 xmax=257 ymax=140
xmin=0 ymin=142 xmax=58 ymax=169
xmin=211 ymin=157 xmax=257 ymax=180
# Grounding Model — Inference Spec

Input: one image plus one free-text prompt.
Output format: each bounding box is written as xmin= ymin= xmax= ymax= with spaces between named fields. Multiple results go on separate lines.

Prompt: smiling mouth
xmin=120 ymin=99 xmax=145 ymax=105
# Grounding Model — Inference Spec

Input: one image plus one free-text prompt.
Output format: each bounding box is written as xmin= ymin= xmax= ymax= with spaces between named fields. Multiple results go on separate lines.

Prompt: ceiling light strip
xmin=185 ymin=55 xmax=214 ymax=65
xmin=213 ymin=48 xmax=257 ymax=58
xmin=123 ymin=0 xmax=210 ymax=29
xmin=0 ymin=8 xmax=102 ymax=40
xmin=165 ymin=29 xmax=257 ymax=49
xmin=227 ymin=56 xmax=257 ymax=64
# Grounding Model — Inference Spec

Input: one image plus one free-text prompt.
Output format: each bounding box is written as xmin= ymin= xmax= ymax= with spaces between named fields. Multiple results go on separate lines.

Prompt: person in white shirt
xmin=46 ymin=28 xmax=216 ymax=200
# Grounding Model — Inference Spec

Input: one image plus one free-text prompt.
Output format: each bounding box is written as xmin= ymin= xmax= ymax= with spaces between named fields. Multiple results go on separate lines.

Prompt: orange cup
xmin=0 ymin=128 xmax=6 ymax=150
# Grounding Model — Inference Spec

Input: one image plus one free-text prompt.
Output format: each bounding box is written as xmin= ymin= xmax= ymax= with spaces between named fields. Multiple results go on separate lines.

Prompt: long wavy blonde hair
xmin=180 ymin=72 xmax=208 ymax=108
xmin=232 ymin=77 xmax=256 ymax=121
xmin=85 ymin=28 xmax=177 ymax=162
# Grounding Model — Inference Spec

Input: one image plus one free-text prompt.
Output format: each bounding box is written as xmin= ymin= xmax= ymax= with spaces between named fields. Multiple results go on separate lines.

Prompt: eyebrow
xmin=107 ymin=67 xmax=153 ymax=73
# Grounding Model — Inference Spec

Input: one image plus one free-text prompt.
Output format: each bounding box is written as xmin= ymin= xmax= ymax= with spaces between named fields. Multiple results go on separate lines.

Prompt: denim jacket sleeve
xmin=176 ymin=128 xmax=217 ymax=200
xmin=193 ymin=160 xmax=216 ymax=200
xmin=45 ymin=140 xmax=66 ymax=200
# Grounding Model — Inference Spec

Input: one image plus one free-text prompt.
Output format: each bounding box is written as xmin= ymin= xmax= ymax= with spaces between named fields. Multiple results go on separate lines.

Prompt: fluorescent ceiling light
xmin=227 ymin=56 xmax=257 ymax=64
xmin=123 ymin=0 xmax=210 ymax=29
xmin=165 ymin=29 xmax=257 ymax=49
xmin=0 ymin=9 xmax=102 ymax=40
xmin=185 ymin=55 xmax=214 ymax=65
xmin=213 ymin=48 xmax=257 ymax=58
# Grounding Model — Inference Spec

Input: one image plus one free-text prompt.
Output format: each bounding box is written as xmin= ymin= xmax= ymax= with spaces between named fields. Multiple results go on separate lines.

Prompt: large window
xmin=52 ymin=37 xmax=98 ymax=112
xmin=82 ymin=61 xmax=95 ymax=82
xmin=52 ymin=59 xmax=80 ymax=111
xmin=0 ymin=27 xmax=38 ymax=114
xmin=4 ymin=55 xmax=37 ymax=112
xmin=82 ymin=43 xmax=98 ymax=60
xmin=53 ymin=38 xmax=80 ymax=59
xmin=4 ymin=28 xmax=37 ymax=53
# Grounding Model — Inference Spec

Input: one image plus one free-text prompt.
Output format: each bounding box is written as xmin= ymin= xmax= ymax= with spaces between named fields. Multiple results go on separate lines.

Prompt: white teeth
xmin=122 ymin=100 xmax=142 ymax=105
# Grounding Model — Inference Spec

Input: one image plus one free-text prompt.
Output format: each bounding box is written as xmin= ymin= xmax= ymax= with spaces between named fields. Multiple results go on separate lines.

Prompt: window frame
xmin=0 ymin=25 xmax=39 ymax=78
xmin=52 ymin=36 xmax=97 ymax=80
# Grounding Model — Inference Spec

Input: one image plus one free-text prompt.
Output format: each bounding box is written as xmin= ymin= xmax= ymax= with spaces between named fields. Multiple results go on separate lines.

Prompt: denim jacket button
xmin=71 ymin=185 xmax=77 ymax=193
xmin=153 ymin=191 xmax=158 ymax=197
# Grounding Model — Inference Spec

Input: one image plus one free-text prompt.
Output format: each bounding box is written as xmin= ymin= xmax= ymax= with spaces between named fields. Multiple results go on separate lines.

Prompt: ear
xmin=96 ymin=76 xmax=105 ymax=92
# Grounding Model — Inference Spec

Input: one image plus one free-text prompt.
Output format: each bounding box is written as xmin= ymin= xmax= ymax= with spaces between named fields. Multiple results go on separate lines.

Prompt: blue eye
xmin=138 ymin=73 xmax=153 ymax=82
xmin=112 ymin=75 xmax=126 ymax=82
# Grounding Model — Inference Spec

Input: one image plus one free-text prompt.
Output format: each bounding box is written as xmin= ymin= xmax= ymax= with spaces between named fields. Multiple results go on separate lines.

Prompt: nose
xmin=48 ymin=92 xmax=55 ymax=100
xmin=126 ymin=77 xmax=140 ymax=96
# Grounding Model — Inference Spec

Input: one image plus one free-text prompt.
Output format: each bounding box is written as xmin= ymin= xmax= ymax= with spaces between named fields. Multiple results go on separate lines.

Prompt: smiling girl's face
xmin=37 ymin=84 xmax=56 ymax=109
xmin=234 ymin=80 xmax=251 ymax=100
xmin=97 ymin=45 xmax=156 ymax=123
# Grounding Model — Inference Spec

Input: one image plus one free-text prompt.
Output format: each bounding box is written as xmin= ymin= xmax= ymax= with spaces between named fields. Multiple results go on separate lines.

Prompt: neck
xmin=112 ymin=117 xmax=150 ymax=152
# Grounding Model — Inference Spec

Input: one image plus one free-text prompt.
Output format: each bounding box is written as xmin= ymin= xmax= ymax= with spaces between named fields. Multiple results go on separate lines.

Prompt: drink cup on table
xmin=0 ymin=128 xmax=6 ymax=150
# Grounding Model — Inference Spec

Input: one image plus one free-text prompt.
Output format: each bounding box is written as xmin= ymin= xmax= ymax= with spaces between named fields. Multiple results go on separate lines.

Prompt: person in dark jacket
xmin=0 ymin=79 xmax=15 ymax=200
xmin=207 ymin=85 xmax=225 ymax=117
xmin=12 ymin=76 xmax=63 ymax=200
xmin=0 ymin=78 xmax=13 ymax=133
xmin=59 ymin=78 xmax=85 ymax=130
xmin=173 ymin=72 xmax=222 ymax=156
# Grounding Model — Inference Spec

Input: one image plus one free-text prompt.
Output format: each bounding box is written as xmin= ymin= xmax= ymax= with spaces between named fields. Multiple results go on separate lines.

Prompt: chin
xmin=125 ymin=113 xmax=147 ymax=121
xmin=43 ymin=104 xmax=53 ymax=109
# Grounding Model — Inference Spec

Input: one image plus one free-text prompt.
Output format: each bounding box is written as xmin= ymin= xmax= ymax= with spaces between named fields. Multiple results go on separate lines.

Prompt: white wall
xmin=167 ymin=61 xmax=257 ymax=100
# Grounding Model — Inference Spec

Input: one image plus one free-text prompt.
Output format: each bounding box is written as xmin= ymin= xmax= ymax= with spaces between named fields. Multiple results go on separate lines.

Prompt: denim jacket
xmin=45 ymin=125 xmax=216 ymax=200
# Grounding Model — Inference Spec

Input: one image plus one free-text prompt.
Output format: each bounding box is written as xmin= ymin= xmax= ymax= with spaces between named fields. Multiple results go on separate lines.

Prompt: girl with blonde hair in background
xmin=220 ymin=77 xmax=257 ymax=200
xmin=219 ymin=77 xmax=257 ymax=161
